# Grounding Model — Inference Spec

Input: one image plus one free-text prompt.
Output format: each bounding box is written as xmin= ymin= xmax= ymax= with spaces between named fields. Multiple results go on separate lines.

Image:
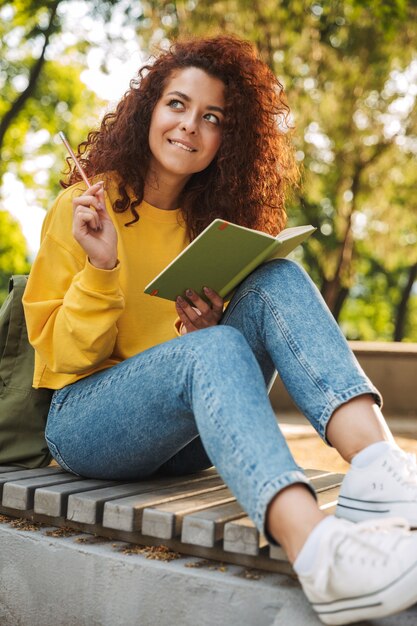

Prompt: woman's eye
xmin=204 ymin=113 xmax=220 ymax=125
xmin=168 ymin=99 xmax=184 ymax=110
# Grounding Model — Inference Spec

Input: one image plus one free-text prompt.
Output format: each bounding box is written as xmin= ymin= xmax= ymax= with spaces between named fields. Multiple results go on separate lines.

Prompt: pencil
xmin=58 ymin=131 xmax=90 ymax=188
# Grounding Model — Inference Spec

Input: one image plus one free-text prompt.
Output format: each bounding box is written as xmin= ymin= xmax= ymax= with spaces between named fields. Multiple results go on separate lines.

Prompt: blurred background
xmin=1 ymin=0 xmax=416 ymax=342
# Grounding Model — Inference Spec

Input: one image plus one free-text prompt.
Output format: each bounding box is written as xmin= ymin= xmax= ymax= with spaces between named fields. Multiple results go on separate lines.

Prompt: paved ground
xmin=280 ymin=412 xmax=417 ymax=474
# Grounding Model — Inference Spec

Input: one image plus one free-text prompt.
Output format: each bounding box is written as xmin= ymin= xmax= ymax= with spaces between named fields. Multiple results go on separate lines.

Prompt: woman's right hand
xmin=72 ymin=181 xmax=118 ymax=270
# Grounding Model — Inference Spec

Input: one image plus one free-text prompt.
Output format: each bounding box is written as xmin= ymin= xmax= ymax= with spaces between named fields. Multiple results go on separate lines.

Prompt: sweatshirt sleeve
xmin=23 ymin=189 xmax=125 ymax=375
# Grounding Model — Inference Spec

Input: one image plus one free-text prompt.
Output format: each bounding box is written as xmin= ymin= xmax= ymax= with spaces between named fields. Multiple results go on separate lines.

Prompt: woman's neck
xmin=144 ymin=170 xmax=190 ymax=211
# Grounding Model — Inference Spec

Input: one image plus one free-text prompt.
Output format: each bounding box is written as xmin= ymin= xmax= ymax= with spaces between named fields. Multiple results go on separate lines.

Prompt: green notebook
xmin=144 ymin=219 xmax=316 ymax=302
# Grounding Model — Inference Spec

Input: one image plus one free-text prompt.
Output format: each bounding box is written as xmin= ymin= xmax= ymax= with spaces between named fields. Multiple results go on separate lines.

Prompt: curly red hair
xmin=62 ymin=35 xmax=298 ymax=238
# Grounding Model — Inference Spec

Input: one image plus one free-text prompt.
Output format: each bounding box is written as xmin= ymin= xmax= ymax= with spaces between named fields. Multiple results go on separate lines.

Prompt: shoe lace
xmin=389 ymin=448 xmax=417 ymax=489
xmin=315 ymin=518 xmax=409 ymax=591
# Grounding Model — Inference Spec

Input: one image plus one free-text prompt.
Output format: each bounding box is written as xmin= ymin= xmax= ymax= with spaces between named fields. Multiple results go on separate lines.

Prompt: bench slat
xmin=0 ymin=466 xmax=26 ymax=473
xmin=0 ymin=463 xmax=345 ymax=573
xmin=2 ymin=474 xmax=81 ymax=510
xmin=103 ymin=476 xmax=226 ymax=532
xmin=141 ymin=487 xmax=235 ymax=540
xmin=70 ymin=471 xmax=220 ymax=526
xmin=316 ymin=485 xmax=340 ymax=513
xmin=181 ymin=500 xmax=247 ymax=547
xmin=223 ymin=517 xmax=267 ymax=556
xmin=312 ymin=473 xmax=344 ymax=492
xmin=34 ymin=479 xmax=119 ymax=517
xmin=0 ymin=467 xmax=64 ymax=499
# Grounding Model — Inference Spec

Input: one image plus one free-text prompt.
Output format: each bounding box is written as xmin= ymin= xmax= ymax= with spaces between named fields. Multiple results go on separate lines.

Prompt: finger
xmin=73 ymin=180 xmax=105 ymax=207
xmin=74 ymin=211 xmax=100 ymax=233
xmin=175 ymin=300 xmax=198 ymax=332
xmin=184 ymin=289 xmax=211 ymax=315
xmin=176 ymin=296 xmax=204 ymax=325
xmin=73 ymin=194 xmax=102 ymax=212
xmin=176 ymin=299 xmax=206 ymax=329
xmin=96 ymin=187 xmax=107 ymax=211
xmin=203 ymin=287 xmax=224 ymax=314
xmin=86 ymin=181 xmax=105 ymax=193
xmin=73 ymin=195 xmax=104 ymax=230
xmin=73 ymin=207 xmax=101 ymax=232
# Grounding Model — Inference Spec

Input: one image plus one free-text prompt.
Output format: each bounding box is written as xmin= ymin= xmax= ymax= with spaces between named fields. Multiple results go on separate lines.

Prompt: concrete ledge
xmin=2 ymin=522 xmax=417 ymax=626
xmin=271 ymin=341 xmax=417 ymax=417
xmin=0 ymin=522 xmax=309 ymax=626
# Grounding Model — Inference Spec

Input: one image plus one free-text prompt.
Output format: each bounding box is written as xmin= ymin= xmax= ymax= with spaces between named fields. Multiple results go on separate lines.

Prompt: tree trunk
xmin=394 ymin=262 xmax=417 ymax=341
xmin=321 ymin=216 xmax=354 ymax=315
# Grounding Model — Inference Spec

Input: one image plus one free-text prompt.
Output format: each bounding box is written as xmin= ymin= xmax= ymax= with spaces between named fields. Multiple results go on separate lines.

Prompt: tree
xmin=137 ymin=0 xmax=417 ymax=338
xmin=2 ymin=0 xmax=417 ymax=339
xmin=0 ymin=210 xmax=30 ymax=304
xmin=0 ymin=0 xmax=123 ymax=205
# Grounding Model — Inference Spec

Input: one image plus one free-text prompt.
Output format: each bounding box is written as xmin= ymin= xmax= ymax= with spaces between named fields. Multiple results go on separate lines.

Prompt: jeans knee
xmin=186 ymin=325 xmax=252 ymax=363
xmin=244 ymin=258 xmax=311 ymax=294
xmin=206 ymin=324 xmax=248 ymax=350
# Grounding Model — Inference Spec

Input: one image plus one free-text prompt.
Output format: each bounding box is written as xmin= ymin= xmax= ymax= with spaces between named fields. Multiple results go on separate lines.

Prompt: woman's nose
xmin=179 ymin=113 xmax=198 ymax=134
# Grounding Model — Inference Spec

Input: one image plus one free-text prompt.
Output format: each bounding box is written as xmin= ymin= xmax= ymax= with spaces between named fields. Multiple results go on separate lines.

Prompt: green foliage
xmin=0 ymin=0 xmax=120 ymax=207
xmin=1 ymin=0 xmax=416 ymax=340
xmin=141 ymin=0 xmax=417 ymax=339
xmin=0 ymin=210 xmax=30 ymax=304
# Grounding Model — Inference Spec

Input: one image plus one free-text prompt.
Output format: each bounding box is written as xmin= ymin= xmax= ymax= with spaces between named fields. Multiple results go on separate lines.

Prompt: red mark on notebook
xmin=150 ymin=290 xmax=159 ymax=296
xmin=218 ymin=222 xmax=229 ymax=230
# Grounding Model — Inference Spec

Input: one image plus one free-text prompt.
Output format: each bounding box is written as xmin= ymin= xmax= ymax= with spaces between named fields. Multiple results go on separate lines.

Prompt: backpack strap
xmin=0 ymin=275 xmax=30 ymax=386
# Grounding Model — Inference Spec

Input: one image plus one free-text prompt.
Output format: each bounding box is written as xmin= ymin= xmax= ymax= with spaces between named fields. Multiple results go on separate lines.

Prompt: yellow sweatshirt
xmin=23 ymin=174 xmax=189 ymax=389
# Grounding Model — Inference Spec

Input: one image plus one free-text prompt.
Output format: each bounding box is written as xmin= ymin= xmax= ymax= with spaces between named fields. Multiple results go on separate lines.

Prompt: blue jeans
xmin=45 ymin=259 xmax=381 ymax=537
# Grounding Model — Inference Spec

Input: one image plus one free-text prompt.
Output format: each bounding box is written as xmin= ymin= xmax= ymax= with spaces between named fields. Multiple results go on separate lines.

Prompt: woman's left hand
xmin=175 ymin=287 xmax=224 ymax=334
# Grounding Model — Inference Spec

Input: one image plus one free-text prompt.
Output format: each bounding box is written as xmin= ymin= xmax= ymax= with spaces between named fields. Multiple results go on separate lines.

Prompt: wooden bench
xmin=0 ymin=464 xmax=343 ymax=573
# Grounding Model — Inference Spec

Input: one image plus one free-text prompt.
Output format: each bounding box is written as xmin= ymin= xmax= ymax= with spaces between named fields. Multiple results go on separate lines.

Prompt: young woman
xmin=23 ymin=36 xmax=417 ymax=625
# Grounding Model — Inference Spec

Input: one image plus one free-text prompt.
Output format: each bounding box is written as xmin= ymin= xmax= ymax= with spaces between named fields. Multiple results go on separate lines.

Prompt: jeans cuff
xmin=319 ymin=383 xmax=383 ymax=444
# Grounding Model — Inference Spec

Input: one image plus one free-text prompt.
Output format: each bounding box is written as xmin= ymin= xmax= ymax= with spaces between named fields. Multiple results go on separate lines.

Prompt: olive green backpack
xmin=0 ymin=275 xmax=52 ymax=468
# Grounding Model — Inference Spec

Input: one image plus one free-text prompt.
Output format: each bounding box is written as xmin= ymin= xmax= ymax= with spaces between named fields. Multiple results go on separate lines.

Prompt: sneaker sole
xmin=336 ymin=498 xmax=417 ymax=528
xmin=311 ymin=558 xmax=417 ymax=625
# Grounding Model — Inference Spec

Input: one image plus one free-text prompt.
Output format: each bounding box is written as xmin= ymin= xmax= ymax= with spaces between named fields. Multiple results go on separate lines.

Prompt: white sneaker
xmin=335 ymin=447 xmax=417 ymax=526
xmin=298 ymin=517 xmax=417 ymax=625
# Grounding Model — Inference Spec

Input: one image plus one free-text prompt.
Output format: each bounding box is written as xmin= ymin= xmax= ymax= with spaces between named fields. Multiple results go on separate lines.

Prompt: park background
xmin=0 ymin=0 xmax=416 ymax=342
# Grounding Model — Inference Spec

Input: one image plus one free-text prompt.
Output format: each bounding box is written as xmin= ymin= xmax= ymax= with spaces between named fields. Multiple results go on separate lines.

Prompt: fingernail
xmin=99 ymin=203 xmax=105 ymax=210
xmin=185 ymin=289 xmax=193 ymax=297
xmin=203 ymin=286 xmax=212 ymax=294
xmin=176 ymin=296 xmax=185 ymax=305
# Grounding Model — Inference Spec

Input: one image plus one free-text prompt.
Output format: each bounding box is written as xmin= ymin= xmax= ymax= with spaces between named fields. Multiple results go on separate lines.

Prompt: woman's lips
xmin=168 ymin=139 xmax=197 ymax=152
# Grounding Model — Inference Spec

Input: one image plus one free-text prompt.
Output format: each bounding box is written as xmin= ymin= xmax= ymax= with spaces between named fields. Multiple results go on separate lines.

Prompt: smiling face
xmin=148 ymin=67 xmax=226 ymax=188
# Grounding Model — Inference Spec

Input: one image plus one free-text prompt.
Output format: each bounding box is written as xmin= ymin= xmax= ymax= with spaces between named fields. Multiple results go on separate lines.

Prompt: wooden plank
xmin=317 ymin=485 xmax=340 ymax=514
xmin=0 ymin=467 xmax=65 ymax=499
xmin=304 ymin=469 xmax=332 ymax=478
xmin=223 ymin=517 xmax=266 ymax=556
xmin=181 ymin=500 xmax=246 ymax=547
xmin=269 ymin=544 xmax=288 ymax=562
xmin=0 ymin=466 xmax=26 ymax=473
xmin=34 ymin=479 xmax=118 ymax=517
xmin=141 ymin=487 xmax=235 ymax=540
xmin=0 ymin=467 xmax=342 ymax=575
xmin=103 ymin=476 xmax=226 ymax=532
xmin=2 ymin=474 xmax=82 ymax=510
xmin=0 ymin=505 xmax=294 ymax=575
xmin=71 ymin=472 xmax=222 ymax=526
xmin=312 ymin=473 xmax=344 ymax=492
